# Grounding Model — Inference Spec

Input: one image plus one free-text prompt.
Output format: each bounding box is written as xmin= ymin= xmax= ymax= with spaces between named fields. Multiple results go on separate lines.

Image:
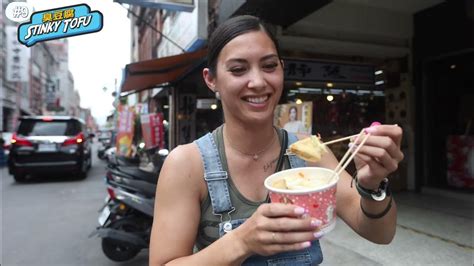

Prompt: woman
xmin=283 ymin=106 xmax=308 ymax=134
xmin=150 ymin=15 xmax=403 ymax=265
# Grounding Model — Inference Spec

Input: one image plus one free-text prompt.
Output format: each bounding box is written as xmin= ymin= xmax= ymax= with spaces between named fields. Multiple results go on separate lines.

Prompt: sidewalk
xmin=320 ymin=190 xmax=473 ymax=265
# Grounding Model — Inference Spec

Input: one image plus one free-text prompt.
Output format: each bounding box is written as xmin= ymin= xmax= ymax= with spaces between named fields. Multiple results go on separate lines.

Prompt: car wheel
xmin=87 ymin=154 xmax=92 ymax=170
xmin=76 ymin=159 xmax=88 ymax=180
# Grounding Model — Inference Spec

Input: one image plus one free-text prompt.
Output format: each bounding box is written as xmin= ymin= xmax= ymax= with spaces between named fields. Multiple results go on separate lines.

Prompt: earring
xmin=215 ymin=91 xmax=221 ymax=100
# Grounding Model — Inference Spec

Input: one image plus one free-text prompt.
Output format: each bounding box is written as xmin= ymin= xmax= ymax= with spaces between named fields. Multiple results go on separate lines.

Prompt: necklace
xmin=225 ymin=129 xmax=277 ymax=161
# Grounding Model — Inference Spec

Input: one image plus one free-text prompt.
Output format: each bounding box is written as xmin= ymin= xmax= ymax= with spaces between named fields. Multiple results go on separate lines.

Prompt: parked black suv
xmin=8 ymin=116 xmax=94 ymax=182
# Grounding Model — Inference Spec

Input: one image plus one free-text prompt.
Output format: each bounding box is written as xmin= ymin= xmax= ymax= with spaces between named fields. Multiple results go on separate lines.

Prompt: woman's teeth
xmin=245 ymin=95 xmax=269 ymax=104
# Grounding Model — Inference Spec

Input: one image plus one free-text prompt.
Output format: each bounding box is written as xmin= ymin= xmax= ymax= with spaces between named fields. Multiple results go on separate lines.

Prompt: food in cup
xmin=289 ymin=135 xmax=328 ymax=162
xmin=264 ymin=167 xmax=339 ymax=234
xmin=271 ymin=171 xmax=333 ymax=190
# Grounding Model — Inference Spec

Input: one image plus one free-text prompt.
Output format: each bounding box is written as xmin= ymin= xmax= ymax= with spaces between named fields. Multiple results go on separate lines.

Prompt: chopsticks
xmin=285 ymin=133 xmax=360 ymax=156
xmin=332 ymin=129 xmax=370 ymax=178
xmin=321 ymin=133 xmax=359 ymax=146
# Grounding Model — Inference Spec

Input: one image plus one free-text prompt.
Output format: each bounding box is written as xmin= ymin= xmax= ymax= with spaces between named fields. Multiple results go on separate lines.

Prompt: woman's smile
xmin=242 ymin=93 xmax=271 ymax=107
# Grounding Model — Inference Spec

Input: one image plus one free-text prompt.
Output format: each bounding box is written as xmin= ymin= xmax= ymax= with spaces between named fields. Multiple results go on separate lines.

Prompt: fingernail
xmin=301 ymin=241 xmax=311 ymax=248
xmin=311 ymin=219 xmax=322 ymax=227
xmin=314 ymin=231 xmax=324 ymax=239
xmin=302 ymin=213 xmax=310 ymax=219
xmin=294 ymin=207 xmax=305 ymax=215
xmin=365 ymin=127 xmax=377 ymax=133
xmin=371 ymin=121 xmax=381 ymax=127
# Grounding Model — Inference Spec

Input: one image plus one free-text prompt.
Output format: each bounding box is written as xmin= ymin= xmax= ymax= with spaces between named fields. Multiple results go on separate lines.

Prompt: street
xmin=1 ymin=143 xmax=473 ymax=266
xmin=1 ymin=143 xmax=148 ymax=266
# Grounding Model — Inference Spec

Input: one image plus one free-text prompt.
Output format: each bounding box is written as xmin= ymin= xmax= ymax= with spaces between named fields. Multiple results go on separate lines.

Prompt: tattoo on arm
xmin=264 ymin=157 xmax=279 ymax=172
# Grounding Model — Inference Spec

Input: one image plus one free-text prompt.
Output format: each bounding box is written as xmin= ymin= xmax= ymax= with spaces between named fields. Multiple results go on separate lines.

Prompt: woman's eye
xmin=229 ymin=67 xmax=246 ymax=74
xmin=263 ymin=63 xmax=278 ymax=71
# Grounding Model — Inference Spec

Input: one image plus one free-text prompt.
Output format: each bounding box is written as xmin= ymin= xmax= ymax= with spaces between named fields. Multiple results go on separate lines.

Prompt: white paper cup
xmin=264 ymin=167 xmax=339 ymax=234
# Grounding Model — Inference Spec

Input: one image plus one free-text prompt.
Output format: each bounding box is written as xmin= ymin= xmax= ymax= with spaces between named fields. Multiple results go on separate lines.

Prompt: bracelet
xmin=360 ymin=196 xmax=393 ymax=219
xmin=356 ymin=177 xmax=391 ymax=201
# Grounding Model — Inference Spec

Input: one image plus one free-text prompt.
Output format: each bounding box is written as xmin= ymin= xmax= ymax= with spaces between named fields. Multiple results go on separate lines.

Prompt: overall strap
xmin=286 ymin=131 xmax=307 ymax=168
xmin=194 ymin=133 xmax=234 ymax=216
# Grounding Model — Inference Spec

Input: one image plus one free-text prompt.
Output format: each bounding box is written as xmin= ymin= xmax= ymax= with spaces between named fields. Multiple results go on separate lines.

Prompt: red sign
xmin=141 ymin=113 xmax=164 ymax=149
xmin=116 ymin=105 xmax=135 ymax=156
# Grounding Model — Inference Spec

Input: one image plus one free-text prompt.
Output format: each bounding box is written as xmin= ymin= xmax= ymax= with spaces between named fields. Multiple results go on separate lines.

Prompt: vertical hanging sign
xmin=141 ymin=112 xmax=165 ymax=149
xmin=116 ymin=104 xmax=135 ymax=157
xmin=6 ymin=26 xmax=30 ymax=82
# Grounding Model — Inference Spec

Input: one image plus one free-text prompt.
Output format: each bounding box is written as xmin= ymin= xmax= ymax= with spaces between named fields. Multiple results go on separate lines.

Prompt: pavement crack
xmin=397 ymin=223 xmax=474 ymax=251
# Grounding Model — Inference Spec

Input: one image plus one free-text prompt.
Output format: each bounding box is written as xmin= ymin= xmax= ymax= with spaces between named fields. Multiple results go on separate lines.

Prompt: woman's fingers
xmin=353 ymin=134 xmax=404 ymax=163
xmin=265 ymin=231 xmax=323 ymax=244
xmin=354 ymin=153 xmax=389 ymax=178
xmin=258 ymin=203 xmax=307 ymax=218
xmin=366 ymin=124 xmax=403 ymax=147
xmin=258 ymin=216 xmax=322 ymax=232
xmin=354 ymin=145 xmax=399 ymax=173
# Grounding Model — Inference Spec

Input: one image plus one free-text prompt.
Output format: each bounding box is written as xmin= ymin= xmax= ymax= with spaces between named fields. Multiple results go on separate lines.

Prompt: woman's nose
xmin=247 ymin=69 xmax=267 ymax=89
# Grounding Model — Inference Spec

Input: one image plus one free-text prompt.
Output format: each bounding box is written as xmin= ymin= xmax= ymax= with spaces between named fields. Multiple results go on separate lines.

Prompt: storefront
xmin=414 ymin=0 xmax=473 ymax=194
xmin=274 ymin=56 xmax=396 ymax=180
xmin=119 ymin=49 xmax=209 ymax=151
xmin=418 ymin=51 xmax=473 ymax=192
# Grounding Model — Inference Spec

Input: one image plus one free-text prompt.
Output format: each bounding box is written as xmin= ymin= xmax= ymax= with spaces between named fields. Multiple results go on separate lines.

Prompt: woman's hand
xmin=231 ymin=203 xmax=323 ymax=257
xmin=352 ymin=124 xmax=404 ymax=189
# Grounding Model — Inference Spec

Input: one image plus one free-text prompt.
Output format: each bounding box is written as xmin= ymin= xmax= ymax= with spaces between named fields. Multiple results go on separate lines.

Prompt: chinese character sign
xmin=116 ymin=105 xmax=135 ymax=157
xmin=6 ymin=26 xmax=30 ymax=82
xmin=140 ymin=113 xmax=165 ymax=149
xmin=283 ymin=59 xmax=375 ymax=85
xmin=274 ymin=102 xmax=313 ymax=135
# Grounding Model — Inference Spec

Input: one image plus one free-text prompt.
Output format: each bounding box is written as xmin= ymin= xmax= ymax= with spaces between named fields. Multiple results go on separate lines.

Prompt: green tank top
xmin=195 ymin=126 xmax=290 ymax=250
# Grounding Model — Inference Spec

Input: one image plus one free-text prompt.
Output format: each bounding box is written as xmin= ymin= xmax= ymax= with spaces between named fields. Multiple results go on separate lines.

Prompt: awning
xmin=120 ymin=49 xmax=207 ymax=94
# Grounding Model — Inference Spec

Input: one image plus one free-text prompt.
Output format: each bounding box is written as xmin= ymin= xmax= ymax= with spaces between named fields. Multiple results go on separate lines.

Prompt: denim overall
xmin=195 ymin=131 xmax=323 ymax=265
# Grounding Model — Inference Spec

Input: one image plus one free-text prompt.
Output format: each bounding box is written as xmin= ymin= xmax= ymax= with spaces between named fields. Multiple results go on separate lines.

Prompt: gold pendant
xmin=253 ymin=154 xmax=259 ymax=161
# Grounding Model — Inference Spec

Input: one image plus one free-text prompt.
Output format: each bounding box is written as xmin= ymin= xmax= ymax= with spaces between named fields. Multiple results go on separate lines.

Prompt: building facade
xmin=119 ymin=0 xmax=473 ymax=196
xmin=1 ymin=0 xmax=95 ymax=132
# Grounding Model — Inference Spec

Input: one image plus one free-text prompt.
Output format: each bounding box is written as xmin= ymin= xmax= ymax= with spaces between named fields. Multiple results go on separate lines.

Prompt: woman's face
xmin=289 ymin=108 xmax=297 ymax=121
xmin=204 ymin=30 xmax=284 ymax=124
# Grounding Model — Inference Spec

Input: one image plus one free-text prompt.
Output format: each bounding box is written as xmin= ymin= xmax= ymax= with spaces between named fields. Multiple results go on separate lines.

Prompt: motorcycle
xmin=90 ymin=147 xmax=168 ymax=262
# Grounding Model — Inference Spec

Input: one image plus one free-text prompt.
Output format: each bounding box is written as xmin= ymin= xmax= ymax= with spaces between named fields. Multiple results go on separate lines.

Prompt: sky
xmin=27 ymin=0 xmax=131 ymax=126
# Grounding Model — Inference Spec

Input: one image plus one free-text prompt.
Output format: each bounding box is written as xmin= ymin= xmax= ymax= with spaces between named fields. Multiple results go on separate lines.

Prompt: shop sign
xmin=283 ymin=58 xmax=375 ymax=85
xmin=274 ymin=102 xmax=313 ymax=135
xmin=141 ymin=113 xmax=165 ymax=149
xmin=5 ymin=26 xmax=30 ymax=82
xmin=116 ymin=105 xmax=136 ymax=157
xmin=196 ymin=98 xmax=217 ymax=109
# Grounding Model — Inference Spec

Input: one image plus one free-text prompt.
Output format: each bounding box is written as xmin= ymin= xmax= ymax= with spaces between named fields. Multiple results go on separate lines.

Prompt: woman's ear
xmin=203 ymin=68 xmax=216 ymax=92
xmin=280 ymin=59 xmax=285 ymax=69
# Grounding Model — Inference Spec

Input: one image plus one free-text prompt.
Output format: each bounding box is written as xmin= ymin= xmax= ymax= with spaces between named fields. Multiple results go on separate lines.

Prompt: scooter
xmin=91 ymin=184 xmax=154 ymax=262
xmin=90 ymin=148 xmax=168 ymax=262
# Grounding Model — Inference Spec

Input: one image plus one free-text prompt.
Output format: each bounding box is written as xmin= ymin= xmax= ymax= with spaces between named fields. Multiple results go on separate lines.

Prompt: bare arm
xmin=149 ymin=144 xmax=248 ymax=265
xmin=309 ymin=124 xmax=403 ymax=244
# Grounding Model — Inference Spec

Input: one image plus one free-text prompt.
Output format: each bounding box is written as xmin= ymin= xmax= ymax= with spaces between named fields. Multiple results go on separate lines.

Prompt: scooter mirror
xmin=158 ymin=149 xmax=169 ymax=156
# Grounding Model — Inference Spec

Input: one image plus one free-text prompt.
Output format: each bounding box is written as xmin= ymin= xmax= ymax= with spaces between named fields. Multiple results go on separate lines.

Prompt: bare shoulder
xmin=158 ymin=143 xmax=205 ymax=198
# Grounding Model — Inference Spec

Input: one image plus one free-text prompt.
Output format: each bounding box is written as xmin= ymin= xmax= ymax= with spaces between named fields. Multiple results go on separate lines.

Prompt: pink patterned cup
xmin=264 ymin=167 xmax=339 ymax=234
